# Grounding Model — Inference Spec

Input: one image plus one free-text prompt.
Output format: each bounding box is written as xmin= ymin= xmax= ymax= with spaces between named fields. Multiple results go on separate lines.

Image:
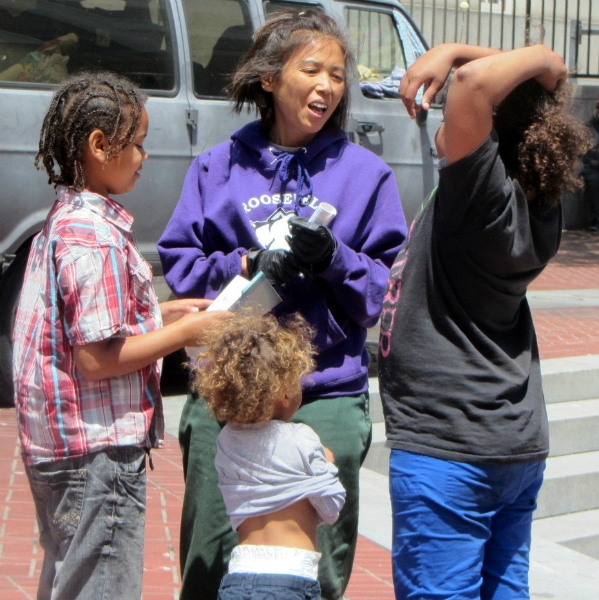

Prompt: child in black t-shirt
xmin=379 ymin=44 xmax=591 ymax=600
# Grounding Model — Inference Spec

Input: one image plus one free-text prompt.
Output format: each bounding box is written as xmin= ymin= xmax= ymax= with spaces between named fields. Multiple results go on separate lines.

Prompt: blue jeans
xmin=218 ymin=573 xmax=321 ymax=600
xmin=25 ymin=446 xmax=147 ymax=600
xmin=389 ymin=450 xmax=545 ymax=600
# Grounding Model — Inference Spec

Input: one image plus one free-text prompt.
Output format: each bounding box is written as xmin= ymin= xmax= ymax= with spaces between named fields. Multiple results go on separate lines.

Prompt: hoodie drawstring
xmin=270 ymin=147 xmax=313 ymax=213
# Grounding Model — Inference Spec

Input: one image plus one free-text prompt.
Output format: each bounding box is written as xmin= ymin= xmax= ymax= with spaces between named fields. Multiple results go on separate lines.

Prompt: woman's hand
xmin=287 ymin=216 xmax=337 ymax=274
xmin=246 ymin=248 xmax=301 ymax=285
xmin=160 ymin=298 xmax=212 ymax=326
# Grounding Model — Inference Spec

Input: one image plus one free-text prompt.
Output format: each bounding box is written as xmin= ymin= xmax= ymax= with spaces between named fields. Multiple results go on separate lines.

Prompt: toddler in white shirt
xmin=191 ymin=311 xmax=346 ymax=600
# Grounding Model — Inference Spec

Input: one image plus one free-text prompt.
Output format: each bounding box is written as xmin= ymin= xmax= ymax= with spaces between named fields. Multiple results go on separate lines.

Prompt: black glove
xmin=287 ymin=216 xmax=337 ymax=274
xmin=246 ymin=248 xmax=300 ymax=286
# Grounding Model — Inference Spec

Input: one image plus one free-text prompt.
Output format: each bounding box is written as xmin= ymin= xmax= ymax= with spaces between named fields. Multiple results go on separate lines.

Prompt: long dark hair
xmin=227 ymin=9 xmax=355 ymax=133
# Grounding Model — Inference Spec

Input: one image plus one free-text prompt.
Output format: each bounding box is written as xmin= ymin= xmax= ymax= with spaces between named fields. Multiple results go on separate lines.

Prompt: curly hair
xmin=227 ymin=8 xmax=355 ymax=134
xmin=494 ymin=78 xmax=592 ymax=205
xmin=36 ymin=71 xmax=147 ymax=191
xmin=191 ymin=311 xmax=316 ymax=424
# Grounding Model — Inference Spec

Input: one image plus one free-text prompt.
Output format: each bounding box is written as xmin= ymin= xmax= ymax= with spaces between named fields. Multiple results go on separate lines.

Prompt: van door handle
xmin=357 ymin=121 xmax=384 ymax=134
xmin=186 ymin=108 xmax=198 ymax=130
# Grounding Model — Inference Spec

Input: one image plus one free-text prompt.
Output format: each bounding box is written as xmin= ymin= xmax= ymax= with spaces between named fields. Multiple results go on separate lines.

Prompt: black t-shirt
xmin=378 ymin=132 xmax=561 ymax=464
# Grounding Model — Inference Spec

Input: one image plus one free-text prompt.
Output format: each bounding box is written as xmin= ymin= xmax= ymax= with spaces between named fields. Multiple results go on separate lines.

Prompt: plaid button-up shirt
xmin=13 ymin=186 xmax=164 ymax=465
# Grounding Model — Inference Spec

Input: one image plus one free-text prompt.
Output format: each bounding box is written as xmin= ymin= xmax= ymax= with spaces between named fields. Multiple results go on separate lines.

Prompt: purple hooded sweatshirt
xmin=158 ymin=120 xmax=406 ymax=400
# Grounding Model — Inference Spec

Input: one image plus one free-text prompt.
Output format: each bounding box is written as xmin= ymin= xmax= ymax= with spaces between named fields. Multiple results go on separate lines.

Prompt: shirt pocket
xmin=129 ymin=255 xmax=158 ymax=322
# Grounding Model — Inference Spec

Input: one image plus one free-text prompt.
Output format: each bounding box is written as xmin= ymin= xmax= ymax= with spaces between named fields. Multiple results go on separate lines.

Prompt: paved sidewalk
xmin=0 ymin=230 xmax=597 ymax=599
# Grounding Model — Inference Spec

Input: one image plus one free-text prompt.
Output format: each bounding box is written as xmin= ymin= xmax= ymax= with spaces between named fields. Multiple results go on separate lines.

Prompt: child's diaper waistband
xmin=228 ymin=544 xmax=321 ymax=580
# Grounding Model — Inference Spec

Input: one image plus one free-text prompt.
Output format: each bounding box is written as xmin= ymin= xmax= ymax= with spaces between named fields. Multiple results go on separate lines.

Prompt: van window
xmin=0 ymin=0 xmax=175 ymax=90
xmin=182 ymin=0 xmax=252 ymax=98
xmin=345 ymin=7 xmax=422 ymax=100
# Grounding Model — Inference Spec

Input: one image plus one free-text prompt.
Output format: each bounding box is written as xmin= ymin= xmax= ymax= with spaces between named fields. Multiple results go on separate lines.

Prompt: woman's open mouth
xmin=309 ymin=101 xmax=328 ymax=115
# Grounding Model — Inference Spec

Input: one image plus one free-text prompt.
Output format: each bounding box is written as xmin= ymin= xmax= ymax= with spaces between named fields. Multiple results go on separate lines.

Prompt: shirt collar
xmin=56 ymin=185 xmax=134 ymax=232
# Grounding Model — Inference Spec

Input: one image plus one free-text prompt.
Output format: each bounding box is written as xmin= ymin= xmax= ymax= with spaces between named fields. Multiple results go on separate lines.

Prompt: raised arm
xmin=441 ymin=44 xmax=567 ymax=164
xmin=399 ymin=43 xmax=501 ymax=117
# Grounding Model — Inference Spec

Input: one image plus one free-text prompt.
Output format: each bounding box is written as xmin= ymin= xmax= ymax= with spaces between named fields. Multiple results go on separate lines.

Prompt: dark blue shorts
xmin=218 ymin=572 xmax=321 ymax=600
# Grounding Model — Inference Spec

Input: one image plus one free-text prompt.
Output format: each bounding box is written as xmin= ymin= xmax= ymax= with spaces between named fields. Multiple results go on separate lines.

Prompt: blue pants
xmin=218 ymin=573 xmax=321 ymax=599
xmin=25 ymin=446 xmax=147 ymax=600
xmin=389 ymin=450 xmax=545 ymax=600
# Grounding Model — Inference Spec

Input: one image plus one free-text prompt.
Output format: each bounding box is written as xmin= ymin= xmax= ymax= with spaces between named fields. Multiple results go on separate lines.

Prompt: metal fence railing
xmin=403 ymin=0 xmax=599 ymax=78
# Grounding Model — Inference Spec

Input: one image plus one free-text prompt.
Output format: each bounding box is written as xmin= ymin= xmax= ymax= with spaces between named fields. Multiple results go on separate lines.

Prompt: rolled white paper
xmin=308 ymin=202 xmax=337 ymax=226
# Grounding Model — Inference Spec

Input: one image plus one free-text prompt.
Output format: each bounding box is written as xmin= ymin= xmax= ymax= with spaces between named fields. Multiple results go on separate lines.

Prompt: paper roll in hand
xmin=287 ymin=215 xmax=337 ymax=274
xmin=308 ymin=202 xmax=337 ymax=226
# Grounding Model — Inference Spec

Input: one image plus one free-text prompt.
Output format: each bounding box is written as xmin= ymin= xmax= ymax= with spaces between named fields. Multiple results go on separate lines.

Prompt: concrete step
xmin=365 ymin=428 xmax=599 ymax=521
xmin=547 ymin=398 xmax=599 ymax=457
xmin=540 ymin=355 xmax=599 ymax=404
xmin=366 ymin=359 xmax=599 ymax=524
xmin=367 ymin=377 xmax=382 ymax=421
xmin=533 ymin=509 xmax=599 ymax=561
xmin=363 ymin=422 xmax=388 ymax=475
xmin=535 ymin=451 xmax=599 ymax=519
xmin=369 ymin=390 xmax=599 ymax=457
xmin=368 ymin=355 xmax=599 ymax=414
xmin=528 ymin=533 xmax=599 ymax=600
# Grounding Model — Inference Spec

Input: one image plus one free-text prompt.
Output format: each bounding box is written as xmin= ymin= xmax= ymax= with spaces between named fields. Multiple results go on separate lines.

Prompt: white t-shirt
xmin=215 ymin=420 xmax=346 ymax=531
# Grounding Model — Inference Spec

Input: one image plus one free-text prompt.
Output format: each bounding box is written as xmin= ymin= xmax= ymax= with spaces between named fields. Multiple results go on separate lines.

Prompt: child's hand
xmin=323 ymin=446 xmax=335 ymax=463
xmin=160 ymin=298 xmax=212 ymax=326
xmin=182 ymin=309 xmax=230 ymax=347
xmin=400 ymin=45 xmax=455 ymax=117
xmin=532 ymin=46 xmax=567 ymax=91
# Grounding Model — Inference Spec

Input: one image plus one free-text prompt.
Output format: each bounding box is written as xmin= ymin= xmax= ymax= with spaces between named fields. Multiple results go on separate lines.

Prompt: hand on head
xmin=399 ymin=44 xmax=459 ymax=118
xmin=159 ymin=298 xmax=213 ymax=326
xmin=399 ymin=43 xmax=503 ymax=119
xmin=532 ymin=45 xmax=567 ymax=91
xmin=182 ymin=309 xmax=230 ymax=348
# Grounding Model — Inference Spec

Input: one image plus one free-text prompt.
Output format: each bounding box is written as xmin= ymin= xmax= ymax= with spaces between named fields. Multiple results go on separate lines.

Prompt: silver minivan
xmin=0 ymin=0 xmax=442 ymax=405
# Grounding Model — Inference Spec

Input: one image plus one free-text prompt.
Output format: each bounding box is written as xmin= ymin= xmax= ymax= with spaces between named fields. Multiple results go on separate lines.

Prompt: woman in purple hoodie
xmin=158 ymin=9 xmax=406 ymax=600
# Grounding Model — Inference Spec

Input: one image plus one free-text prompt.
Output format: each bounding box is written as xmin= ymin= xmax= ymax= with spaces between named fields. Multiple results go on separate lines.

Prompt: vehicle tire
xmin=0 ymin=240 xmax=32 ymax=408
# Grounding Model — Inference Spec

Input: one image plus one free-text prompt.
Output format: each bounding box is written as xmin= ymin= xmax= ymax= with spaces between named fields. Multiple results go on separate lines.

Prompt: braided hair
xmin=36 ymin=71 xmax=147 ymax=191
